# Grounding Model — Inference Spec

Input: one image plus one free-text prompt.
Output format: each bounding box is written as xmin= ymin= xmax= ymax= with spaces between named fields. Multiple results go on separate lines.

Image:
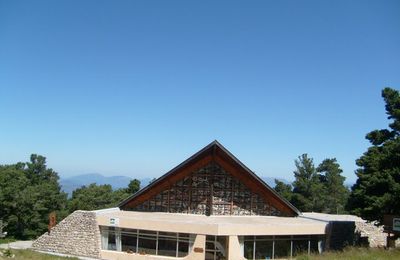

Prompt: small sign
xmin=393 ymin=218 xmax=400 ymax=232
xmin=193 ymin=247 xmax=204 ymax=253
xmin=48 ymin=212 xmax=57 ymax=234
xmin=110 ymin=217 xmax=119 ymax=226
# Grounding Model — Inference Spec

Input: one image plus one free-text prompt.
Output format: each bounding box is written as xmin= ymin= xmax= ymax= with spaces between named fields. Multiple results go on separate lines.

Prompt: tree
xmin=347 ymin=88 xmax=400 ymax=223
xmin=0 ymin=164 xmax=30 ymax=238
xmin=291 ymin=154 xmax=324 ymax=212
xmin=274 ymin=179 xmax=293 ymax=202
xmin=68 ymin=179 xmax=141 ymax=212
xmin=126 ymin=179 xmax=141 ymax=194
xmin=317 ymin=158 xmax=349 ymax=214
xmin=68 ymin=184 xmax=122 ymax=212
xmin=0 ymin=155 xmax=67 ymax=239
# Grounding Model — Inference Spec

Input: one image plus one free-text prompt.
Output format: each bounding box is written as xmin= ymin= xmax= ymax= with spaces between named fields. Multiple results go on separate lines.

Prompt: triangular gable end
xmin=119 ymin=141 xmax=300 ymax=217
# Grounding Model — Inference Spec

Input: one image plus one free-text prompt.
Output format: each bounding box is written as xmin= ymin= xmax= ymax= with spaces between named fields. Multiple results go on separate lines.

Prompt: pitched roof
xmin=118 ymin=140 xmax=300 ymax=216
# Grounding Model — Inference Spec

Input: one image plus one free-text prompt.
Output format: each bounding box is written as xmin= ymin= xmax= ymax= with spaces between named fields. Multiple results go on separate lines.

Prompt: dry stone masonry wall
xmin=32 ymin=210 xmax=101 ymax=258
xmin=355 ymin=221 xmax=387 ymax=248
xmin=354 ymin=220 xmax=399 ymax=248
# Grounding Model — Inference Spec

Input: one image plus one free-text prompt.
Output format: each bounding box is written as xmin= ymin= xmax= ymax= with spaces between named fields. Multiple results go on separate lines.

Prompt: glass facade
xmin=242 ymin=235 xmax=323 ymax=260
xmin=100 ymin=226 xmax=195 ymax=257
xmin=205 ymin=235 xmax=227 ymax=260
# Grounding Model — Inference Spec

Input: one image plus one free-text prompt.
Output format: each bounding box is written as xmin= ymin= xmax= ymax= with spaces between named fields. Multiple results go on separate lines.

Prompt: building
xmin=33 ymin=141 xmax=377 ymax=260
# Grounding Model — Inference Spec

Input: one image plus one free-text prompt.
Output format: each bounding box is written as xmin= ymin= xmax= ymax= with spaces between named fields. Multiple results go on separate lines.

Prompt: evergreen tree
xmin=274 ymin=179 xmax=293 ymax=202
xmin=291 ymin=154 xmax=324 ymax=212
xmin=317 ymin=158 xmax=349 ymax=214
xmin=126 ymin=179 xmax=141 ymax=194
xmin=69 ymin=184 xmax=115 ymax=211
xmin=68 ymin=183 xmax=130 ymax=212
xmin=347 ymin=87 xmax=400 ymax=223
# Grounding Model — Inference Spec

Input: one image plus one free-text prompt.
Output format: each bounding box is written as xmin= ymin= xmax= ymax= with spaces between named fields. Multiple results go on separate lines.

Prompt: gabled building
xmin=118 ymin=140 xmax=299 ymax=217
xmin=33 ymin=141 xmax=357 ymax=260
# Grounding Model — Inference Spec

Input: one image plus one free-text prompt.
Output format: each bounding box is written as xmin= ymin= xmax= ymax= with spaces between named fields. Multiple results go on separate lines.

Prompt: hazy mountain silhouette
xmin=60 ymin=173 xmax=132 ymax=196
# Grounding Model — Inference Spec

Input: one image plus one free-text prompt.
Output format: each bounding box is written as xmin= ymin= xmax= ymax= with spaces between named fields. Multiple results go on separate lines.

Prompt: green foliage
xmin=0 ymin=238 xmax=16 ymax=245
xmin=2 ymin=248 xmax=13 ymax=258
xmin=0 ymin=156 xmax=67 ymax=239
xmin=0 ymin=249 xmax=79 ymax=260
xmin=297 ymin=247 xmax=400 ymax=260
xmin=277 ymin=154 xmax=348 ymax=213
xmin=68 ymin=184 xmax=126 ymax=212
xmin=347 ymin=87 xmax=400 ymax=223
xmin=291 ymin=154 xmax=325 ymax=212
xmin=274 ymin=179 xmax=293 ymax=202
xmin=0 ymin=155 xmax=142 ymax=239
xmin=317 ymin=158 xmax=349 ymax=214
xmin=125 ymin=179 xmax=140 ymax=194
xmin=67 ymin=179 xmax=141 ymax=212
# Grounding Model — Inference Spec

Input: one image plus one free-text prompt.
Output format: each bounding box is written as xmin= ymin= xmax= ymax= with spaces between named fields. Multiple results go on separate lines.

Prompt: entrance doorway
xmin=205 ymin=236 xmax=227 ymax=260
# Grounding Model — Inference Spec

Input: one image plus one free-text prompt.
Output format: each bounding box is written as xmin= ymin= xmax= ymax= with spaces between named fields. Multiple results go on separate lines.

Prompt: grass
xmin=0 ymin=247 xmax=399 ymax=260
xmin=0 ymin=249 xmax=79 ymax=260
xmin=0 ymin=239 xmax=16 ymax=245
xmin=296 ymin=247 xmax=400 ymax=260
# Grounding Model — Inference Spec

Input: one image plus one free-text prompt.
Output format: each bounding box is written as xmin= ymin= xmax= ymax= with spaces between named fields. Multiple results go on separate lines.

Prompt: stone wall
xmin=32 ymin=210 xmax=101 ymax=258
xmin=355 ymin=221 xmax=387 ymax=248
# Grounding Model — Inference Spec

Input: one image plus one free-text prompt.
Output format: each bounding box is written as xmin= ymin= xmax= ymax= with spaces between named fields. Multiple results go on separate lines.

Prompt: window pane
xmin=216 ymin=236 xmax=227 ymax=260
xmin=139 ymin=230 xmax=157 ymax=237
xmin=206 ymin=235 xmax=216 ymax=243
xmin=293 ymin=240 xmax=309 ymax=256
xmin=205 ymin=251 xmax=215 ymax=260
xmin=310 ymin=239 xmax=320 ymax=254
xmin=206 ymin=241 xmax=215 ymax=250
xmin=177 ymin=241 xmax=189 ymax=257
xmin=179 ymin=233 xmax=189 ymax=239
xmin=158 ymin=237 xmax=177 ymax=257
xmin=159 ymin=231 xmax=176 ymax=238
xmin=244 ymin=241 xmax=254 ymax=259
xmin=274 ymin=240 xmax=291 ymax=259
xmin=121 ymin=233 xmax=137 ymax=253
xmin=121 ymin=228 xmax=136 ymax=233
xmin=107 ymin=232 xmax=117 ymax=251
xmin=244 ymin=236 xmax=254 ymax=241
xmin=255 ymin=236 xmax=273 ymax=241
xmin=138 ymin=237 xmax=156 ymax=255
xmin=255 ymin=240 xmax=273 ymax=260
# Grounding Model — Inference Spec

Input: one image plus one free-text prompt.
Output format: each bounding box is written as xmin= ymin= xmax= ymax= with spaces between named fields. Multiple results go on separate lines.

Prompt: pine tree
xmin=274 ymin=179 xmax=293 ymax=202
xmin=291 ymin=154 xmax=324 ymax=212
xmin=317 ymin=158 xmax=349 ymax=214
xmin=347 ymin=87 xmax=400 ymax=223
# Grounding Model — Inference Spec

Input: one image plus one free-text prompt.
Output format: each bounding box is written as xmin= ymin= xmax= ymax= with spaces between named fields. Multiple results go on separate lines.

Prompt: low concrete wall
xmin=32 ymin=210 xmax=101 ymax=258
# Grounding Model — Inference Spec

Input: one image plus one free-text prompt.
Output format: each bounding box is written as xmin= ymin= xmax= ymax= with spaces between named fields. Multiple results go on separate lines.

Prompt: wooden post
xmin=188 ymin=175 xmax=192 ymax=213
xmin=387 ymin=233 xmax=396 ymax=248
xmin=48 ymin=212 xmax=57 ymax=235
xmin=0 ymin=220 xmax=7 ymax=238
xmin=167 ymin=187 xmax=171 ymax=213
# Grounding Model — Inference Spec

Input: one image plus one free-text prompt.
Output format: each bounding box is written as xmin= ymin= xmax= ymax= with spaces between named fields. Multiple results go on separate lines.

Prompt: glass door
xmin=205 ymin=236 xmax=227 ymax=260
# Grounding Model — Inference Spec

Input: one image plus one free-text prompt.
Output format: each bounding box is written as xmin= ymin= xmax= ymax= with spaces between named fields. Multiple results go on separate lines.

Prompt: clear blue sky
xmin=1 ymin=0 xmax=399 ymax=184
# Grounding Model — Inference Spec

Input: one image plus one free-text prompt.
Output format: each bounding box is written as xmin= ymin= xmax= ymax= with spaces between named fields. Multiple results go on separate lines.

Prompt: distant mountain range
xmin=59 ymin=173 xmax=290 ymax=196
xmin=60 ymin=173 xmax=141 ymax=196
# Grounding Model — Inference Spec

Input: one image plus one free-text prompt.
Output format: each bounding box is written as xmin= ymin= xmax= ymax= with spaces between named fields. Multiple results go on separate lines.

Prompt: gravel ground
xmin=0 ymin=241 xmax=33 ymax=250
